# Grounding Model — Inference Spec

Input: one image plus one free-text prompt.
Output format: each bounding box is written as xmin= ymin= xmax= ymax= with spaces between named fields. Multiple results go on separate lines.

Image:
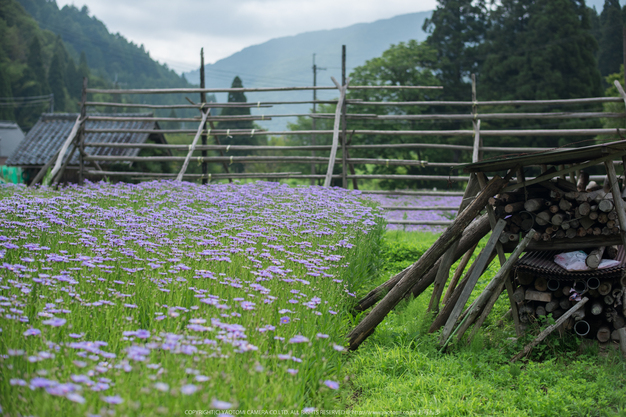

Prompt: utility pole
xmin=312 ymin=53 xmax=326 ymax=185
xmin=200 ymin=48 xmax=208 ymax=184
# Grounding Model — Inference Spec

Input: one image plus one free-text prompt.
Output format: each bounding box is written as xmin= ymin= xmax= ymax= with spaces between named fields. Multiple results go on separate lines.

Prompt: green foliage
xmin=216 ymin=76 xmax=265 ymax=173
xmin=423 ymin=0 xmax=489 ymax=101
xmin=598 ymin=0 xmax=624 ymax=78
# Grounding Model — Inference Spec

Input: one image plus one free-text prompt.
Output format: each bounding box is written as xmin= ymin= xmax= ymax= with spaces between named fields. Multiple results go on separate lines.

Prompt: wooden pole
xmin=429 ymin=173 xmax=480 ymax=312
xmin=78 ymin=77 xmax=87 ymax=186
xmin=354 ymin=214 xmax=491 ymax=313
xmin=347 ymin=176 xmax=507 ymax=351
xmin=442 ymin=243 xmax=477 ymax=305
xmin=439 ymin=219 xmax=507 ymax=343
xmin=30 ymin=149 xmax=61 ymax=186
xmin=312 ymin=54 xmax=318 ymax=185
xmin=200 ymin=48 xmax=208 ymax=184
xmin=604 ymin=159 xmax=626 ymax=249
xmin=176 ymin=110 xmax=210 ymax=181
xmin=510 ymin=297 xmax=589 ymax=362
xmin=459 ymin=229 xmax=536 ymax=343
xmin=324 ymin=76 xmax=349 ymax=187
xmin=341 ymin=45 xmax=348 ymax=188
xmin=477 ymin=172 xmax=524 ymax=336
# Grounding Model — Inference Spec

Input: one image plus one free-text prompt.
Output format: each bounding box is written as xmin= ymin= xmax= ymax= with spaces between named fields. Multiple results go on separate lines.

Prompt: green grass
xmin=344 ymin=230 xmax=626 ymax=416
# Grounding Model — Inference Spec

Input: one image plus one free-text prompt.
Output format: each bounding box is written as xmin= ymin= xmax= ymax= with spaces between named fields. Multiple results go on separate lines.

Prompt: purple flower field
xmin=0 ymin=180 xmax=384 ymax=414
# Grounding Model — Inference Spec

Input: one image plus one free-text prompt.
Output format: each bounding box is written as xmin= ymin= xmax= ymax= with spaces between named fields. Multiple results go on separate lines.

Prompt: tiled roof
xmin=6 ymin=113 xmax=164 ymax=166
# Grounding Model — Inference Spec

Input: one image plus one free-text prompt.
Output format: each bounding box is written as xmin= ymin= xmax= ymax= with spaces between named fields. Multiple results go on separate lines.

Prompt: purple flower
xmin=323 ymin=380 xmax=339 ymax=390
xmin=154 ymin=382 xmax=169 ymax=392
xmin=67 ymin=393 xmax=86 ymax=404
xmin=280 ymin=316 xmax=290 ymax=324
xmin=286 ymin=368 xmax=298 ymax=375
xmin=211 ymin=399 xmax=233 ymax=410
xmin=42 ymin=318 xmax=66 ymax=327
xmin=102 ymin=395 xmax=124 ymax=404
xmin=289 ymin=335 xmax=309 ymax=344
xmin=180 ymin=384 xmax=198 ymax=395
xmin=135 ymin=329 xmax=150 ymax=339
xmin=10 ymin=378 xmax=26 ymax=386
xmin=316 ymin=333 xmax=329 ymax=339
xmin=23 ymin=328 xmax=41 ymax=337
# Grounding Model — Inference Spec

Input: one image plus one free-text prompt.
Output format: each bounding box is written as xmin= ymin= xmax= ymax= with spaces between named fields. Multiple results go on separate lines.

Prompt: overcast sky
xmin=54 ymin=0 xmax=438 ymax=73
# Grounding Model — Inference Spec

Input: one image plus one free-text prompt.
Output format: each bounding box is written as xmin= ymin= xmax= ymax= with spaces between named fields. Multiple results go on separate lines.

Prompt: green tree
xmin=478 ymin=0 xmax=602 ymax=150
xmin=216 ymin=76 xmax=261 ymax=173
xmin=422 ymin=0 xmax=488 ymax=100
xmin=0 ymin=49 xmax=15 ymax=120
xmin=47 ymin=39 xmax=67 ymax=111
xmin=598 ymin=0 xmax=623 ymax=78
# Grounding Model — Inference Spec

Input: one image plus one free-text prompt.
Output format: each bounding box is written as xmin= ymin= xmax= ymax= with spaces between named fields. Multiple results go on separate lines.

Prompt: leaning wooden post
xmin=340 ymin=45 xmax=349 ymax=189
xmin=347 ymin=176 xmax=507 ymax=351
xmin=354 ymin=214 xmax=491 ymax=313
xmin=511 ymin=297 xmax=589 ymax=362
xmin=471 ymin=74 xmax=481 ymax=163
xmin=200 ymin=48 xmax=208 ymax=184
xmin=442 ymin=242 xmax=477 ymax=305
xmin=604 ymin=159 xmax=626 ymax=249
xmin=176 ymin=110 xmax=210 ymax=181
xmin=78 ymin=77 xmax=88 ymax=186
xmin=439 ymin=218 xmax=507 ymax=344
xmin=458 ymin=229 xmax=536 ymax=343
xmin=324 ymin=76 xmax=349 ymax=187
xmin=476 ymin=171 xmax=524 ymax=336
xmin=429 ymin=173 xmax=480 ymax=312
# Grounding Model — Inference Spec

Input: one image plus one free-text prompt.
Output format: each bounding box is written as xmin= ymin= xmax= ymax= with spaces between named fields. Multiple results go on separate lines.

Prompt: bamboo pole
xmin=347 ymin=176 xmax=507 ymax=350
xmin=360 ymin=190 xmax=465 ymax=196
xmin=380 ymin=206 xmax=459 ymax=211
xmin=86 ymin=102 xmax=272 ymax=109
xmin=86 ymin=85 xmax=440 ymax=94
xmin=510 ymin=297 xmax=590 ymax=362
xmin=347 ymin=97 xmax=621 ymax=106
xmin=88 ymin=170 xmax=302 ymax=179
xmin=82 ymin=128 xmax=626 ymax=137
xmin=324 ymin=76 xmax=350 ymax=187
xmin=176 ymin=110 xmax=209 ymax=181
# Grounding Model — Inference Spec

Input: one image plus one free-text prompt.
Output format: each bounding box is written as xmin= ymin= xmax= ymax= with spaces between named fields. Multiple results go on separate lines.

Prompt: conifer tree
xmin=216 ymin=76 xmax=259 ymax=173
xmin=598 ymin=0 xmax=623 ymax=77
xmin=422 ymin=0 xmax=488 ymax=100
xmin=48 ymin=41 xmax=67 ymax=111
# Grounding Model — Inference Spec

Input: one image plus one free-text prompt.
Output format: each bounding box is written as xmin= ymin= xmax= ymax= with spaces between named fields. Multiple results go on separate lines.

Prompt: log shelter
xmin=348 ymin=139 xmax=626 ymax=361
xmin=459 ymin=139 xmax=626 ymax=358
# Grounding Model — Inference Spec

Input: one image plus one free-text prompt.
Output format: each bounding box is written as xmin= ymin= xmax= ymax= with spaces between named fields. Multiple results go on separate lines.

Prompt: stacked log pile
xmin=491 ymin=175 xmax=626 ymax=342
xmin=512 ymin=272 xmax=625 ymax=342
xmin=489 ymin=177 xmax=622 ymax=244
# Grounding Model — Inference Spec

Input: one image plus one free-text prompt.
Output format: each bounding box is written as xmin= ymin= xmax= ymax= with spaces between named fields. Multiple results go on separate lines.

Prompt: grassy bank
xmin=345 ymin=230 xmax=626 ymax=416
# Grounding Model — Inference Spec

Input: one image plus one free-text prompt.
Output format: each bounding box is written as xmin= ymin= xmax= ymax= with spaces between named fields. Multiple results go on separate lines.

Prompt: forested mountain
xmin=0 ymin=0 xmax=195 ymax=130
xmin=15 ymin=0 xmax=190 ymax=89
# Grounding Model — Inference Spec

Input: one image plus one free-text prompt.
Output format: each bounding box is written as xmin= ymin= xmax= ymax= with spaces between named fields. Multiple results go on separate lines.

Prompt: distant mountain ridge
xmin=184 ymin=11 xmax=433 ymax=131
